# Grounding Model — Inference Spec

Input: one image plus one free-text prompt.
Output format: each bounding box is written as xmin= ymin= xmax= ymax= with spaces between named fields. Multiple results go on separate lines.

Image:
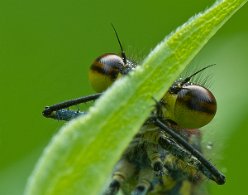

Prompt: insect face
xmin=163 ymin=80 xmax=217 ymax=129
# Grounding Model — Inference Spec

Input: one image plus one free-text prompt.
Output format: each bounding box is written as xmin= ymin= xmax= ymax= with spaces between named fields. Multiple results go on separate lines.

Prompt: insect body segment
xmin=104 ymin=124 xmax=204 ymax=195
xmin=42 ymin=93 xmax=101 ymax=119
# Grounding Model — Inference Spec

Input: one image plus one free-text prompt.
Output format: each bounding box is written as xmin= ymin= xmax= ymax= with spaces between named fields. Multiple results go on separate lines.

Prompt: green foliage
xmin=24 ymin=0 xmax=247 ymax=194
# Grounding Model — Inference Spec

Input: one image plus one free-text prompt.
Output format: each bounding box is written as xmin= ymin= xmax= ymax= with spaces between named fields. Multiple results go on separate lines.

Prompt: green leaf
xmin=25 ymin=0 xmax=247 ymax=194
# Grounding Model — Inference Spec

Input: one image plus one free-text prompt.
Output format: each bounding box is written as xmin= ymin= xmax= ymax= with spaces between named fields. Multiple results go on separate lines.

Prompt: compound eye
xmin=89 ymin=54 xmax=124 ymax=92
xmin=174 ymin=85 xmax=217 ymax=128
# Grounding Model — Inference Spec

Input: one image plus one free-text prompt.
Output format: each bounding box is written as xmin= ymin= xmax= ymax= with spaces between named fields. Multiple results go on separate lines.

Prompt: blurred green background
xmin=0 ymin=0 xmax=247 ymax=194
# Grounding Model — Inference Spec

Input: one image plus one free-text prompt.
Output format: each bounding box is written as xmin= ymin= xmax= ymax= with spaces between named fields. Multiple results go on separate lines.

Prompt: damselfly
xmin=43 ymin=26 xmax=225 ymax=195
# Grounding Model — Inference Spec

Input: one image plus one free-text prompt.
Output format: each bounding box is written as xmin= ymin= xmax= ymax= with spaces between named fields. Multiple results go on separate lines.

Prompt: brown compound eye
xmin=89 ymin=53 xmax=125 ymax=92
xmin=173 ymin=85 xmax=217 ymax=128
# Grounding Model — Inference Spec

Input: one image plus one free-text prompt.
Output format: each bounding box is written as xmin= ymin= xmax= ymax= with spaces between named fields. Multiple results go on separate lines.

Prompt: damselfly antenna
xmin=181 ymin=64 xmax=216 ymax=85
xmin=111 ymin=24 xmax=127 ymax=64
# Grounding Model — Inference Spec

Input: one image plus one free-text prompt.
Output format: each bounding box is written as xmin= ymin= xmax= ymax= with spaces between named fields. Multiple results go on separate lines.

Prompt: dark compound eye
xmin=173 ymin=85 xmax=217 ymax=128
xmin=163 ymin=84 xmax=217 ymax=129
xmin=89 ymin=53 xmax=125 ymax=92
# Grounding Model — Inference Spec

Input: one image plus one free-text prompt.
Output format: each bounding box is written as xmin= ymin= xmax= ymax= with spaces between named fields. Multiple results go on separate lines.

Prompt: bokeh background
xmin=0 ymin=0 xmax=247 ymax=194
